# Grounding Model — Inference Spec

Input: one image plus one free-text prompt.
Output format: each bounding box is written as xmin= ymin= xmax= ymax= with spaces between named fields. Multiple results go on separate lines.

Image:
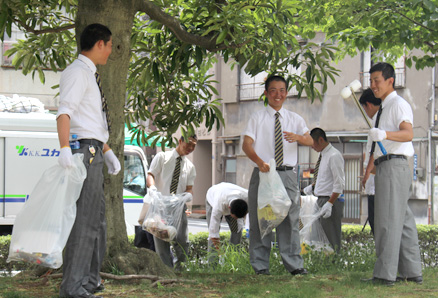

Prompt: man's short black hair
xmin=230 ymin=199 xmax=248 ymax=218
xmin=180 ymin=134 xmax=198 ymax=142
xmin=80 ymin=23 xmax=112 ymax=52
xmin=369 ymin=62 xmax=395 ymax=88
xmin=310 ymin=127 xmax=327 ymax=142
xmin=265 ymin=75 xmax=288 ymax=91
xmin=359 ymin=88 xmax=381 ymax=106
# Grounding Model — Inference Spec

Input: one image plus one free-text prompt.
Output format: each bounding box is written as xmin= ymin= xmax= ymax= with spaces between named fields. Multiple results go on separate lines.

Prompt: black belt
xmin=374 ymin=154 xmax=407 ymax=166
xmin=276 ymin=165 xmax=294 ymax=171
xmin=79 ymin=139 xmax=103 ymax=150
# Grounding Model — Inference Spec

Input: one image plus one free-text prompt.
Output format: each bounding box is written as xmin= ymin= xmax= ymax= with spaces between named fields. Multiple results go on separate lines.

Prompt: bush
xmin=1 ymin=224 xmax=437 ymax=273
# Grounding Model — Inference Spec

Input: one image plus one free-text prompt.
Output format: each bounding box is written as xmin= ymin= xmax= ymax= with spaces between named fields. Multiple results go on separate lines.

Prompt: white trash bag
xmin=7 ymin=153 xmax=87 ymax=268
xmin=299 ymin=195 xmax=333 ymax=253
xmin=257 ymin=159 xmax=291 ymax=239
xmin=142 ymin=191 xmax=192 ymax=242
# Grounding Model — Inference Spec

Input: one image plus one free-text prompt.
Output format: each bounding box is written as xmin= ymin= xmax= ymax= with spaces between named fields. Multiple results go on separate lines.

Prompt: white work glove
xmin=303 ymin=185 xmax=313 ymax=196
xmin=320 ymin=202 xmax=333 ymax=219
xmin=58 ymin=147 xmax=73 ymax=168
xmin=104 ymin=149 xmax=121 ymax=175
xmin=369 ymin=128 xmax=387 ymax=142
xmin=149 ymin=185 xmax=157 ymax=193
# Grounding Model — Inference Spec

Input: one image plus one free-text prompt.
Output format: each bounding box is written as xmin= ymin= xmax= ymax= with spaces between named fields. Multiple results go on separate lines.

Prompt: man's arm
xmin=146 ymin=173 xmax=155 ymax=188
xmin=385 ymin=121 xmax=413 ymax=142
xmin=57 ymin=114 xmax=71 ymax=148
xmin=242 ymin=135 xmax=269 ymax=173
xmin=283 ymin=131 xmax=314 ymax=146
xmin=362 ymin=155 xmax=375 ymax=188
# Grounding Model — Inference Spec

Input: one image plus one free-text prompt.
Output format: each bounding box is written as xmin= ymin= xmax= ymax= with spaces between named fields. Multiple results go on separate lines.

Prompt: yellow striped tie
xmin=312 ymin=154 xmax=322 ymax=191
xmin=274 ymin=112 xmax=283 ymax=166
xmin=95 ymin=71 xmax=111 ymax=132
xmin=170 ymin=156 xmax=182 ymax=194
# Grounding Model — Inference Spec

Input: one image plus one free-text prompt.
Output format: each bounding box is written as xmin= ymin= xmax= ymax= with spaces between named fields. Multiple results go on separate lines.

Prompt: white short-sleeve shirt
xmin=242 ymin=105 xmax=309 ymax=167
xmin=56 ymin=54 xmax=109 ymax=143
xmin=373 ymin=91 xmax=414 ymax=158
xmin=148 ymin=149 xmax=196 ymax=195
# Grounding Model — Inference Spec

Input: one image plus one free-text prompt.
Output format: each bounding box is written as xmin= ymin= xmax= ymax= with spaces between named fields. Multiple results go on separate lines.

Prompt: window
xmin=361 ymin=48 xmax=406 ymax=89
xmin=239 ymin=64 xmax=301 ymax=100
xmin=124 ymin=153 xmax=147 ymax=196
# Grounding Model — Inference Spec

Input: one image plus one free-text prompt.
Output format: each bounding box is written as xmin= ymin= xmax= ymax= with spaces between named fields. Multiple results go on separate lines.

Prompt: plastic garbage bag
xmin=7 ymin=154 xmax=87 ymax=268
xmin=257 ymin=159 xmax=291 ymax=239
xmin=142 ymin=191 xmax=192 ymax=242
xmin=299 ymin=195 xmax=333 ymax=253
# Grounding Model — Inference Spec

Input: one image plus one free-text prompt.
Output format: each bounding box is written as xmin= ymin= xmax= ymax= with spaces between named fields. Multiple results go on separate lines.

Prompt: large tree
xmin=0 ymin=0 xmax=339 ymax=275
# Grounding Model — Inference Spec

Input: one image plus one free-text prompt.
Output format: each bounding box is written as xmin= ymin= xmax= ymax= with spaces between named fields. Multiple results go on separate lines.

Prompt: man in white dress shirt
xmin=359 ymin=88 xmax=381 ymax=235
xmin=146 ymin=135 xmax=197 ymax=269
xmin=57 ymin=24 xmax=121 ymax=298
xmin=308 ymin=128 xmax=345 ymax=252
xmin=242 ymin=75 xmax=313 ymax=276
xmin=206 ymin=182 xmax=248 ymax=263
xmin=364 ymin=62 xmax=422 ymax=285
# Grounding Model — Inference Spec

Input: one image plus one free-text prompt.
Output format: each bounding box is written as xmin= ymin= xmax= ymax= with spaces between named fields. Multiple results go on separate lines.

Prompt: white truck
xmin=0 ymin=112 xmax=147 ymax=236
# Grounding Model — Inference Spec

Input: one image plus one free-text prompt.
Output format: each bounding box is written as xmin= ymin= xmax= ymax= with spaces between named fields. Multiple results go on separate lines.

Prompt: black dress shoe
xmin=361 ymin=277 xmax=394 ymax=286
xmin=291 ymin=268 xmax=308 ymax=276
xmin=396 ymin=276 xmax=423 ymax=284
xmin=92 ymin=284 xmax=105 ymax=293
xmin=255 ymin=269 xmax=270 ymax=275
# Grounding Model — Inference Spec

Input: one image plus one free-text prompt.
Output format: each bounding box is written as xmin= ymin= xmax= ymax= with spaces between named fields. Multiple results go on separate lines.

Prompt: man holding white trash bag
xmin=145 ymin=135 xmax=197 ymax=269
xmin=242 ymin=75 xmax=313 ymax=276
xmin=303 ymin=128 xmax=345 ymax=253
xmin=56 ymin=24 xmax=121 ymax=298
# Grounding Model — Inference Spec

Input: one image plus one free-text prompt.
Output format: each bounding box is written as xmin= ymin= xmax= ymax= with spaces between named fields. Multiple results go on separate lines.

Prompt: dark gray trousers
xmin=248 ymin=168 xmax=303 ymax=273
xmin=153 ymin=209 xmax=188 ymax=269
xmin=317 ymin=196 xmax=344 ymax=252
xmin=60 ymin=144 xmax=106 ymax=297
xmin=373 ymin=158 xmax=422 ymax=281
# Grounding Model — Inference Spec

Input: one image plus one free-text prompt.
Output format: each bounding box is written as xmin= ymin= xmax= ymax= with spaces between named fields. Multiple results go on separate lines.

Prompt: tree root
xmin=45 ymin=272 xmax=196 ymax=288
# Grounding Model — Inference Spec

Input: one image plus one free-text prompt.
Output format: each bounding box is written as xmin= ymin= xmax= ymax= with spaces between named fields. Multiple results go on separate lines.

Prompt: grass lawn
xmin=0 ymin=268 xmax=437 ymax=298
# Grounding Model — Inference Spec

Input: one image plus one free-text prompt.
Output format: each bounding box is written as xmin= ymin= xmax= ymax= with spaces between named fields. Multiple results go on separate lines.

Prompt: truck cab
xmin=0 ymin=112 xmax=147 ymax=236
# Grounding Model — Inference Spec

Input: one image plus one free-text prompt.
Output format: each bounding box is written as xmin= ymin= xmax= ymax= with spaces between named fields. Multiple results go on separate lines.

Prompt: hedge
xmin=1 ymin=224 xmax=437 ymax=273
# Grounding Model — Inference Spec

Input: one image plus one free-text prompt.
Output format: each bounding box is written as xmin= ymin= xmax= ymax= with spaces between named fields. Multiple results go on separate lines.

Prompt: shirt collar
xmin=172 ymin=149 xmax=183 ymax=160
xmin=267 ymin=105 xmax=284 ymax=118
xmin=321 ymin=143 xmax=332 ymax=155
xmin=381 ymin=91 xmax=397 ymax=109
xmin=78 ymin=54 xmax=97 ymax=73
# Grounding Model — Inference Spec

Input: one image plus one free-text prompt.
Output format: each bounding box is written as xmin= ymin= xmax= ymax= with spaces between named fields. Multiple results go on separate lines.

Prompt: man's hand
xmin=58 ymin=147 xmax=73 ymax=168
xmin=320 ymin=202 xmax=333 ymax=219
xmin=104 ymin=149 xmax=121 ymax=175
xmin=303 ymin=185 xmax=313 ymax=196
xmin=369 ymin=128 xmax=387 ymax=142
xmin=211 ymin=237 xmax=220 ymax=250
xmin=257 ymin=161 xmax=270 ymax=173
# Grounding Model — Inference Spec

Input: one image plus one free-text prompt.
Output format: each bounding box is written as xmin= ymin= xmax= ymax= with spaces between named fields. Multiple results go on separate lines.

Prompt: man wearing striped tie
xmin=57 ymin=23 xmax=121 ymax=298
xmin=242 ymin=75 xmax=313 ymax=276
xmin=146 ymin=135 xmax=197 ymax=269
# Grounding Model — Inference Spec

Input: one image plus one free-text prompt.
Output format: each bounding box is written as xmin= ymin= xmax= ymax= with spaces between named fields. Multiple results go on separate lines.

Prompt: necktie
xmin=274 ymin=112 xmax=283 ymax=166
xmin=227 ymin=215 xmax=239 ymax=233
xmin=95 ymin=71 xmax=111 ymax=132
xmin=370 ymin=106 xmax=383 ymax=155
xmin=170 ymin=156 xmax=182 ymax=194
xmin=312 ymin=153 xmax=322 ymax=191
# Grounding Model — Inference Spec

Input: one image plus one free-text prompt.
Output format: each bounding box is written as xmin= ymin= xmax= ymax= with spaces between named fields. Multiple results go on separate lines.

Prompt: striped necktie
xmin=95 ymin=71 xmax=111 ymax=132
xmin=227 ymin=215 xmax=239 ymax=233
xmin=274 ymin=112 xmax=283 ymax=166
xmin=170 ymin=156 xmax=182 ymax=194
xmin=312 ymin=153 xmax=322 ymax=191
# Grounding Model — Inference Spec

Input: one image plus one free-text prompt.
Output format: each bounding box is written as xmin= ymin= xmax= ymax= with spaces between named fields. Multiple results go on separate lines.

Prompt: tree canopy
xmin=0 ymin=0 xmax=341 ymax=147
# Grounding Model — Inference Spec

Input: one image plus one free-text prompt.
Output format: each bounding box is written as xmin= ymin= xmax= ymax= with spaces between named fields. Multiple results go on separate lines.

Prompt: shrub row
xmin=1 ymin=224 xmax=437 ymax=273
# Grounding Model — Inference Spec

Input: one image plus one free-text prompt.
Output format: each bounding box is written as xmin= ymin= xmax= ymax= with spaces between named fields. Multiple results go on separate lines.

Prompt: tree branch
xmin=136 ymin=0 xmax=222 ymax=52
xmin=14 ymin=18 xmax=75 ymax=35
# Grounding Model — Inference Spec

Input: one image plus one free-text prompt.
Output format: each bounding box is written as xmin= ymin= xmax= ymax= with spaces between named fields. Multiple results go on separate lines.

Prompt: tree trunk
xmin=75 ymin=0 xmax=174 ymax=277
